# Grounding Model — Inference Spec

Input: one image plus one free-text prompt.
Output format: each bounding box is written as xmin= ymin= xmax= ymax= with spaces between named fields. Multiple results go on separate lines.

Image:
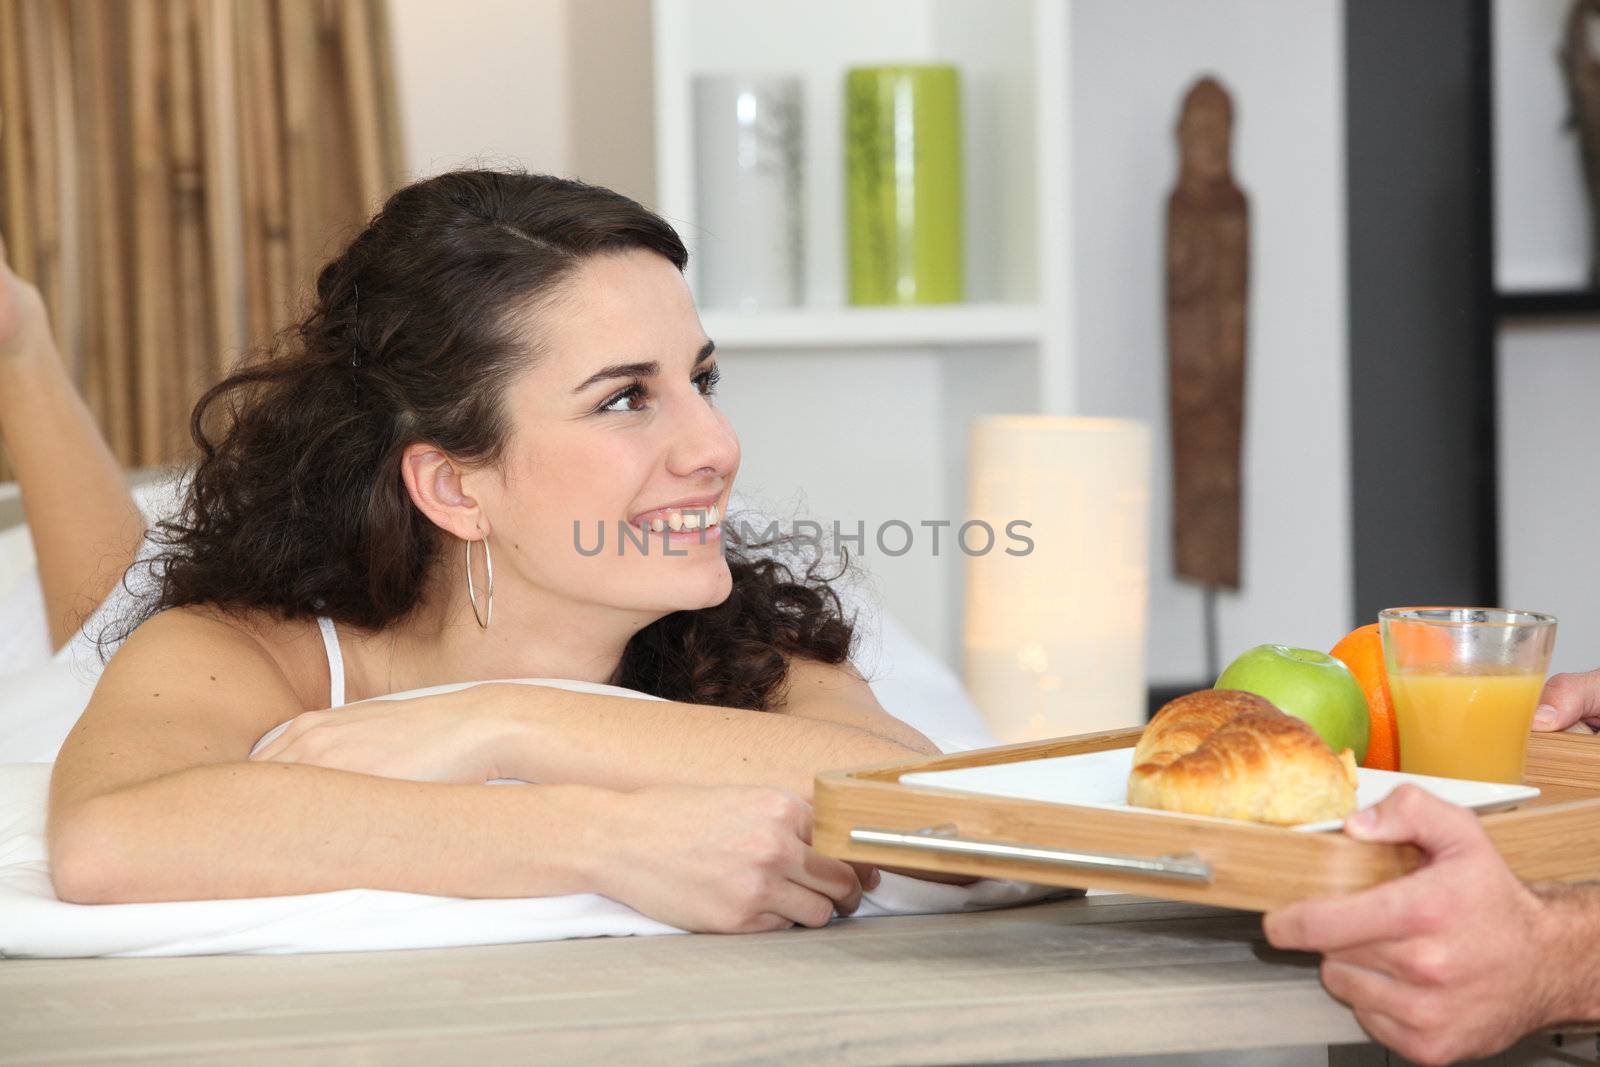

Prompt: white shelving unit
xmin=649 ymin=0 xmax=1073 ymax=668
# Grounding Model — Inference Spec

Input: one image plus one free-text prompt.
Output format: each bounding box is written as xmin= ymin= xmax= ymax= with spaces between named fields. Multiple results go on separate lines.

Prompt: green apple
xmin=1214 ymin=644 xmax=1370 ymax=764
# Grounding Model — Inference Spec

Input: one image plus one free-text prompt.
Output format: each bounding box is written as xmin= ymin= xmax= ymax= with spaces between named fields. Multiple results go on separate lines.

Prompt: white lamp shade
xmin=962 ymin=416 xmax=1151 ymax=742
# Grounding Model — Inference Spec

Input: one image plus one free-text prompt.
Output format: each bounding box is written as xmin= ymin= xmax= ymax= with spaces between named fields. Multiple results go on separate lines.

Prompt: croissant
xmin=1126 ymin=689 xmax=1359 ymax=826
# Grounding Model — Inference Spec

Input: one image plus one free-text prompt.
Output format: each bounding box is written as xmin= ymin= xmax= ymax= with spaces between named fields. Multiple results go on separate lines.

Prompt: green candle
xmin=844 ymin=65 xmax=963 ymax=305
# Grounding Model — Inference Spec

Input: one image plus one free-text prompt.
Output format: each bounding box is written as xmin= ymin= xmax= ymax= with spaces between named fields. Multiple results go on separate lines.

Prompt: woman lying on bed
xmin=1 ymin=170 xmax=962 ymax=931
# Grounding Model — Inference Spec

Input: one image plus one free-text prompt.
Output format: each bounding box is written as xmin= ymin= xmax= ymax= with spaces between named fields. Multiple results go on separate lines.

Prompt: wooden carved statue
xmin=1167 ymin=76 xmax=1248 ymax=592
xmin=1561 ymin=0 xmax=1600 ymax=286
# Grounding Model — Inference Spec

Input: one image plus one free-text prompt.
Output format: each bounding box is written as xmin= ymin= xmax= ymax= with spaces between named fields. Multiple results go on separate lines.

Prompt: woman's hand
xmin=247 ymin=687 xmax=506 ymax=785
xmin=0 ymin=230 xmax=49 ymax=362
xmin=590 ymin=784 xmax=880 ymax=934
xmin=1532 ymin=668 xmax=1600 ymax=733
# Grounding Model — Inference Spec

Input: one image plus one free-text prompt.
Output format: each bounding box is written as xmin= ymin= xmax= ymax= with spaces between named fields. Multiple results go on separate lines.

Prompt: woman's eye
xmin=599 ymin=384 xmax=647 ymax=413
xmin=598 ymin=366 xmax=719 ymax=414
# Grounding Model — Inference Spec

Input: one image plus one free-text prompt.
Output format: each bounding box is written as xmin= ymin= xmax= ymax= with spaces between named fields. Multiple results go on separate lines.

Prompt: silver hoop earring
xmin=465 ymin=534 xmax=494 ymax=629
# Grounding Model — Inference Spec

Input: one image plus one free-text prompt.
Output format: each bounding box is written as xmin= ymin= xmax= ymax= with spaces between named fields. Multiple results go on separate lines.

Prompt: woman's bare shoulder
xmin=52 ymin=606 xmax=328 ymax=816
xmin=114 ymin=604 xmax=329 ymax=713
xmin=778 ymin=654 xmax=940 ymax=756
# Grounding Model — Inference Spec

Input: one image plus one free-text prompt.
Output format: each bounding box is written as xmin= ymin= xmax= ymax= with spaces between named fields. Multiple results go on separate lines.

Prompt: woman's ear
xmin=401 ymin=443 xmax=486 ymax=540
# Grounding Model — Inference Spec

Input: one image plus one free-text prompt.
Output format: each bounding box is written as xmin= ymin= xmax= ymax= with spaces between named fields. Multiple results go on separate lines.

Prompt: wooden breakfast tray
xmin=813 ymin=725 xmax=1600 ymax=912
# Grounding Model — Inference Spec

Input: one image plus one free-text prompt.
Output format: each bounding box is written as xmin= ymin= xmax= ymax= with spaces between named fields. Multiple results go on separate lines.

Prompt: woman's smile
xmin=630 ymin=496 xmax=723 ymax=538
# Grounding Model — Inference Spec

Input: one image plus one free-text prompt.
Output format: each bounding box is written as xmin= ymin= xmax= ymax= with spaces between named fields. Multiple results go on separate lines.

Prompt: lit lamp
xmin=962 ymin=416 xmax=1151 ymax=742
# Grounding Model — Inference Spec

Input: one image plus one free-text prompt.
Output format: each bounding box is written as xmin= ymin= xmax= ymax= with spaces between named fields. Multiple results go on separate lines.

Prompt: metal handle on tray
xmin=848 ymin=825 xmax=1213 ymax=884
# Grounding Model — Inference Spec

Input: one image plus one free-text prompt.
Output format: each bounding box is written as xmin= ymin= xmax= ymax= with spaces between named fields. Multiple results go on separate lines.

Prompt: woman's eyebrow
xmin=571 ymin=339 xmax=716 ymax=395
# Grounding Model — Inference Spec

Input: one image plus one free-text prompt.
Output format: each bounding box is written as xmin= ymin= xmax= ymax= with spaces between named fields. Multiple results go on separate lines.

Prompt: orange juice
xmin=1388 ymin=669 xmax=1546 ymax=782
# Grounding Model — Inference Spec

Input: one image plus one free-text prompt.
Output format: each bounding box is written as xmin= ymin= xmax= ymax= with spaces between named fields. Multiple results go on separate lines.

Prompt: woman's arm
xmin=775 ymin=656 xmax=943 ymax=756
xmin=0 ymin=232 xmax=145 ymax=650
xmin=50 ymin=610 xmax=871 ymax=929
xmin=251 ymin=660 xmax=970 ymax=885
xmin=54 ymin=754 xmax=610 ymax=904
xmin=243 ymin=656 xmax=976 ymax=890
xmin=49 ymin=609 xmax=604 ymax=903
xmin=481 ymin=682 xmax=983 ymax=887
xmin=488 ymin=681 xmax=927 ymax=802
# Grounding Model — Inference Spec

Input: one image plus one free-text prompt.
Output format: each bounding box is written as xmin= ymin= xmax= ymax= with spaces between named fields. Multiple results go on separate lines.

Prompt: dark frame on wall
xmin=1344 ymin=0 xmax=1500 ymax=625
xmin=1489 ymin=0 xmax=1600 ymax=320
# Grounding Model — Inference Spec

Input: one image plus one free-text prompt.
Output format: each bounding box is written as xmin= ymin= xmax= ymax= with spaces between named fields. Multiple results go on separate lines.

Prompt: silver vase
xmin=691 ymin=75 xmax=804 ymax=310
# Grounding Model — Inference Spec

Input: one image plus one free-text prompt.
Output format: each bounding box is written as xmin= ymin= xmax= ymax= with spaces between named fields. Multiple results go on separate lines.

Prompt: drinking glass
xmin=1378 ymin=607 xmax=1557 ymax=783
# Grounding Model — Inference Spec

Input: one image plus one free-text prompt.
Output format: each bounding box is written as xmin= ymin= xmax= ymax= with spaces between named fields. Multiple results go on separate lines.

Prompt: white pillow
xmin=837 ymin=579 xmax=996 ymax=751
xmin=0 ymin=554 xmax=48 ymax=675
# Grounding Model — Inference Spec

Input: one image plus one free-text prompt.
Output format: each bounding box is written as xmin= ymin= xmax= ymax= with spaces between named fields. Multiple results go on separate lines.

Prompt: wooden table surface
xmin=0 ymin=893 xmax=1392 ymax=1066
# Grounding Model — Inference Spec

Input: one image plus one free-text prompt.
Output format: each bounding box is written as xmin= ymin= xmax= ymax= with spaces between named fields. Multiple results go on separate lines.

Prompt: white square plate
xmin=899 ymin=747 xmax=1542 ymax=832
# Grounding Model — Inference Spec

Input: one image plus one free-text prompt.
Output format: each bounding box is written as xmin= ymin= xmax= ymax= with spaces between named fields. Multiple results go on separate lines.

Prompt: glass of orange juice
xmin=1378 ymin=607 xmax=1557 ymax=783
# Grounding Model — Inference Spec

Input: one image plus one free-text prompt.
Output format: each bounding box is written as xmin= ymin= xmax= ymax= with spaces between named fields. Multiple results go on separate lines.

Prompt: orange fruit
xmin=1329 ymin=623 xmax=1399 ymax=771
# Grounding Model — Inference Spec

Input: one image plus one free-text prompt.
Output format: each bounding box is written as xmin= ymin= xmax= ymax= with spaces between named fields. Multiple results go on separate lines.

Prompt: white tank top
xmin=316 ymin=615 xmax=345 ymax=708
xmin=246 ymin=616 xmax=345 ymax=758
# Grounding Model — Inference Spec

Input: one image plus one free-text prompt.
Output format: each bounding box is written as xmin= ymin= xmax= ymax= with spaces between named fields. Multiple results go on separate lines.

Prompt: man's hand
xmin=1263 ymin=785 xmax=1562 ymax=1066
xmin=1533 ymin=669 xmax=1600 ymax=733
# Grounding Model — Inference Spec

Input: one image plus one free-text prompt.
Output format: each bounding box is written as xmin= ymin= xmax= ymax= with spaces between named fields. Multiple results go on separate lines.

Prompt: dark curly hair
xmin=112 ymin=169 xmax=857 ymax=711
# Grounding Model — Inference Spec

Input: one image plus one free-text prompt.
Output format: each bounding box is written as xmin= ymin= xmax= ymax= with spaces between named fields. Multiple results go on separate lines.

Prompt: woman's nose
xmin=668 ymin=388 xmax=739 ymax=478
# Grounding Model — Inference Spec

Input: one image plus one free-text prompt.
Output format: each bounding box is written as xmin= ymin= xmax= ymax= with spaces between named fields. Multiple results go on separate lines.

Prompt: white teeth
xmin=639 ymin=503 xmax=721 ymax=533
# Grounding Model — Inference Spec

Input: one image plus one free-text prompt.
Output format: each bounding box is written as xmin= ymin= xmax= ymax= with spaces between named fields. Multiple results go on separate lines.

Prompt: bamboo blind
xmin=0 ymin=0 xmax=404 ymax=472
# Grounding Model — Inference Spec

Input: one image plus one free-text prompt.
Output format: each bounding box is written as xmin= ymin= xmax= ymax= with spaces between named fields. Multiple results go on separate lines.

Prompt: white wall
xmin=388 ymin=0 xmax=655 ymax=198
xmin=566 ymin=0 xmax=656 ymax=205
xmin=1498 ymin=324 xmax=1600 ymax=676
xmin=388 ymin=0 xmax=572 ymax=178
xmin=1071 ymin=1 xmax=1351 ymax=684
